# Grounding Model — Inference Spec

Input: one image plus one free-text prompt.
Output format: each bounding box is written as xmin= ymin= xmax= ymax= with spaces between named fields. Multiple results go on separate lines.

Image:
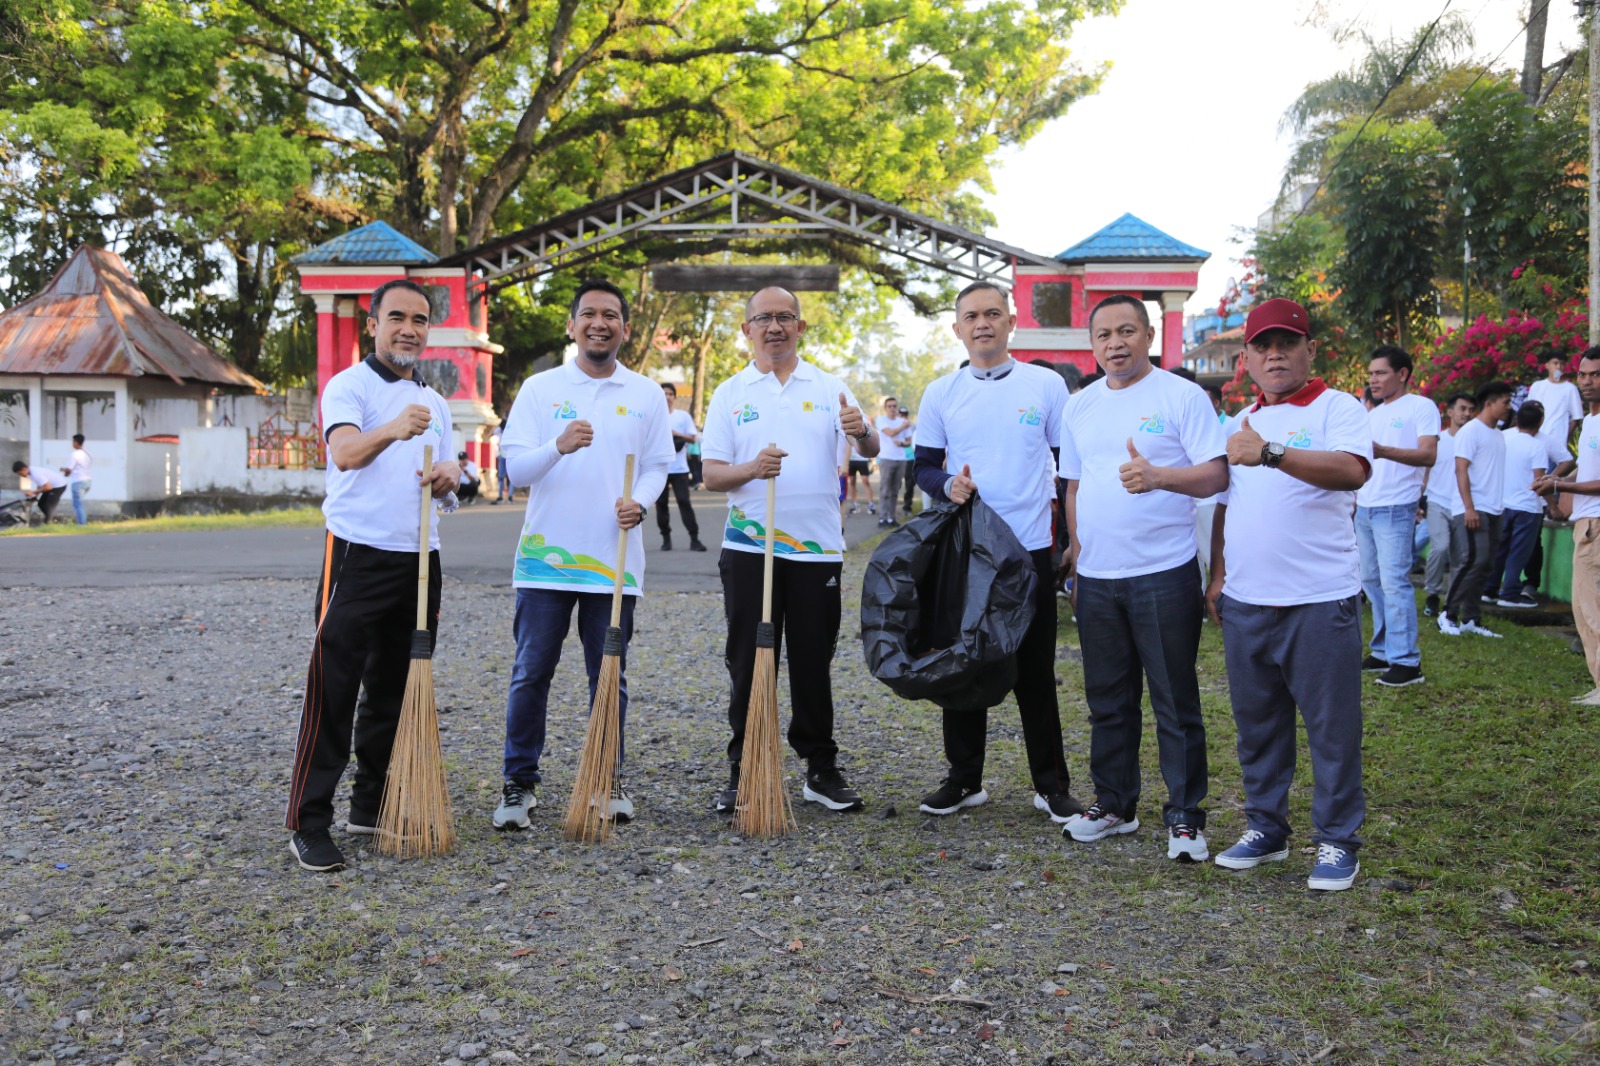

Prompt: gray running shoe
xmin=492 ymin=781 xmax=536 ymax=831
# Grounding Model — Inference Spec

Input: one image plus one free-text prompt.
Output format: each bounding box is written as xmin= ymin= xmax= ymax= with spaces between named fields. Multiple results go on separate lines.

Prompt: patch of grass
xmin=0 ymin=507 xmax=323 ymax=536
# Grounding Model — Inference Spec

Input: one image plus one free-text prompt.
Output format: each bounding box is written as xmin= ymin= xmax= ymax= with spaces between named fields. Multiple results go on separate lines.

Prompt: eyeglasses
xmin=747 ymin=312 xmax=800 ymax=327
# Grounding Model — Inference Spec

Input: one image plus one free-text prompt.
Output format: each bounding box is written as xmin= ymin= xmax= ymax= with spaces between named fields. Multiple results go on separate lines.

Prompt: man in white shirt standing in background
xmin=655 ymin=381 xmax=706 ymax=552
xmin=1485 ymin=401 xmax=1568 ymax=608
xmin=873 ymin=397 xmax=913 ymax=528
xmin=1535 ymin=347 xmax=1600 ymax=704
xmin=1529 ymin=349 xmax=1583 ymax=452
xmin=62 ymin=433 xmax=91 ymax=524
xmin=1354 ymin=346 xmax=1439 ymax=688
xmin=1442 ymin=381 xmax=1514 ymax=638
xmin=1420 ymin=393 xmax=1476 ymax=619
xmin=493 ymin=279 xmax=673 ymax=830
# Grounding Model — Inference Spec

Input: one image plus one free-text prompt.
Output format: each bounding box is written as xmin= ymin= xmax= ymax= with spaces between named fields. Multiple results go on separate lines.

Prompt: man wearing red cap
xmin=1204 ymin=298 xmax=1373 ymax=892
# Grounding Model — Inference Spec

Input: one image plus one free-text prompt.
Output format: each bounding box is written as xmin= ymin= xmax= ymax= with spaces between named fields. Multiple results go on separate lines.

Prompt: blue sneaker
xmin=1213 ymin=829 xmax=1289 ymax=870
xmin=1307 ymin=843 xmax=1359 ymax=891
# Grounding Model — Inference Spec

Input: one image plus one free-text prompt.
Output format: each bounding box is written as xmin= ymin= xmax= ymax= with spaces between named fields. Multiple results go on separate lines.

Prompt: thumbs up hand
xmin=838 ymin=392 xmax=867 ymax=441
xmin=1118 ymin=435 xmax=1161 ymax=494
xmin=949 ymin=463 xmax=976 ymax=505
xmin=1226 ymin=415 xmax=1267 ymax=466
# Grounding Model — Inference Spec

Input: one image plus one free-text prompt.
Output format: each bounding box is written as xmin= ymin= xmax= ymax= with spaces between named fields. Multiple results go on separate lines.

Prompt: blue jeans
xmin=1356 ymin=504 xmax=1419 ymax=667
xmin=1076 ymin=559 xmax=1207 ymax=827
xmin=1485 ymin=509 xmax=1542 ymax=601
xmin=502 ymin=587 xmax=636 ymax=784
xmin=70 ymin=480 xmax=90 ymax=525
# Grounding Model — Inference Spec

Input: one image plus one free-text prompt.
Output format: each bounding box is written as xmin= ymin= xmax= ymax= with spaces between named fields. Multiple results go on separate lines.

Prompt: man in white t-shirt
xmin=1535 ymin=347 xmax=1600 ymax=704
xmin=911 ymin=282 xmax=1079 ymax=825
xmin=61 ymin=434 xmax=92 ymax=524
xmin=1058 ymin=294 xmax=1227 ymax=861
xmin=1529 ymin=350 xmax=1583 ymax=453
xmin=1419 ymin=393 xmax=1476 ymax=618
xmin=702 ymin=287 xmax=879 ymax=814
xmin=1354 ymin=346 xmax=1440 ymax=688
xmin=654 ymin=382 xmax=706 ymax=551
xmin=1442 ymin=380 xmax=1514 ymax=637
xmin=493 ymin=280 xmax=673 ymax=830
xmin=1204 ymin=298 xmax=1372 ymax=892
xmin=11 ymin=460 xmax=65 ymax=522
xmin=286 ymin=279 xmax=461 ymax=873
xmin=874 ymin=397 xmax=913 ymax=527
xmin=1484 ymin=402 xmax=1567 ymax=608
xmin=457 ymin=451 xmax=481 ymax=502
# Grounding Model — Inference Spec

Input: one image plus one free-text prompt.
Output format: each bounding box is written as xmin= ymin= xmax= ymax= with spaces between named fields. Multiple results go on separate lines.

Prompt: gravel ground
xmin=0 ymin=550 xmax=1591 ymax=1065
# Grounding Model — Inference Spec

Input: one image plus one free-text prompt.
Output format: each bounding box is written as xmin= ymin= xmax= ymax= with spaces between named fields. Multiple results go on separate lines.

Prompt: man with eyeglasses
xmin=701 ymin=287 xmax=879 ymax=814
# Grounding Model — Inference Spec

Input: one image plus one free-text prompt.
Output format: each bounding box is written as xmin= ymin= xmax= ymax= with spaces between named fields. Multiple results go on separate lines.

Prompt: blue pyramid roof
xmin=293 ymin=221 xmax=437 ymax=265
xmin=1055 ymin=213 xmax=1208 ymax=264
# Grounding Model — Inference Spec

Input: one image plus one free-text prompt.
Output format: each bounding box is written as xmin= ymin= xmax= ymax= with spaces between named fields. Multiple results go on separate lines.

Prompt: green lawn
xmin=0 ymin=507 xmax=323 ymax=536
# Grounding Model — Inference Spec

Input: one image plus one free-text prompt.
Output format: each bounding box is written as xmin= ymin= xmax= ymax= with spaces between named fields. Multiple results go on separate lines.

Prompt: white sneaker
xmin=1167 ymin=824 xmax=1208 ymax=862
xmin=1437 ymin=614 xmax=1461 ymax=636
xmin=606 ymin=786 xmax=635 ymax=824
xmin=1458 ymin=619 xmax=1502 ymax=639
xmin=1063 ymin=802 xmax=1138 ymax=842
xmin=492 ymin=782 xmax=536 ymax=831
xmin=1573 ymin=688 xmax=1600 ymax=706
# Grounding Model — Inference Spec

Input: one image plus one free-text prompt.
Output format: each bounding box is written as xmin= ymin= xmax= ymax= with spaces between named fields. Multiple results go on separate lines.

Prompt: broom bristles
xmin=376 ymin=655 xmax=456 ymax=857
xmin=735 ymin=631 xmax=794 ymax=837
xmin=563 ymin=647 xmax=624 ymax=843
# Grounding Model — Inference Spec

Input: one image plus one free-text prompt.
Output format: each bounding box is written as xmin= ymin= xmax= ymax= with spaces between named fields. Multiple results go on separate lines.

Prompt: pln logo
xmin=1286 ymin=426 xmax=1313 ymax=449
xmin=552 ymin=401 xmax=578 ymax=420
xmin=1138 ymin=413 xmax=1167 ymax=434
xmin=801 ymin=400 xmax=833 ymax=414
xmin=1016 ymin=406 xmax=1043 ymax=426
xmin=737 ymin=403 xmax=761 ymax=425
xmin=614 ymin=404 xmax=643 ymax=419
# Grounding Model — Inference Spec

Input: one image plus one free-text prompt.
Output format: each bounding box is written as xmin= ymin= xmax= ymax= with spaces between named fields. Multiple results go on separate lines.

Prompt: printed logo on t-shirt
xmin=725 ymin=506 xmax=839 ymax=557
xmin=800 ymin=400 xmax=834 ymax=414
xmin=1138 ymin=413 xmax=1167 ymax=435
xmin=613 ymin=404 xmax=645 ymax=419
xmin=1286 ymin=426 xmax=1314 ymax=448
xmin=514 ymin=532 xmax=639 ymax=589
xmin=552 ymin=401 xmax=578 ymax=419
xmin=737 ymin=403 xmax=761 ymax=425
xmin=1017 ymin=406 xmax=1043 ymax=426
xmin=1389 ymin=416 xmax=1405 ymax=430
xmin=1587 ymin=435 xmax=1599 ymax=452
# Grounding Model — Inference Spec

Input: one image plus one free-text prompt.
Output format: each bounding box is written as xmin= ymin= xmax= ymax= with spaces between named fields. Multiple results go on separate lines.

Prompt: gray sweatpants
xmin=1218 ymin=593 xmax=1365 ymax=852
xmin=1424 ymin=500 xmax=1453 ymax=597
xmin=878 ymin=460 xmax=907 ymax=523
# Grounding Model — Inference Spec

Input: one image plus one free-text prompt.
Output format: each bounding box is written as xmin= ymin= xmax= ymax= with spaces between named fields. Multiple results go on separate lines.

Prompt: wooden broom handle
xmin=415 ymin=443 xmax=433 ymax=632
xmin=610 ymin=453 xmax=636 ymax=628
xmin=761 ymin=441 xmax=777 ymax=624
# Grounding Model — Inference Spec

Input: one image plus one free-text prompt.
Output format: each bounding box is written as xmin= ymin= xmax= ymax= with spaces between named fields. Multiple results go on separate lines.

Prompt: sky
xmin=979 ymin=0 xmax=1584 ymax=325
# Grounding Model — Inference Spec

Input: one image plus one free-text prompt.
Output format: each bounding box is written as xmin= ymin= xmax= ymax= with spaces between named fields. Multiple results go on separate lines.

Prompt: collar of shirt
xmin=967 ymin=357 xmax=1015 ymax=381
xmin=737 ymin=357 xmax=819 ymax=389
xmin=564 ymin=356 xmax=627 ymax=388
xmin=364 ymin=354 xmax=425 ymax=387
xmin=1249 ymin=377 xmax=1328 ymax=411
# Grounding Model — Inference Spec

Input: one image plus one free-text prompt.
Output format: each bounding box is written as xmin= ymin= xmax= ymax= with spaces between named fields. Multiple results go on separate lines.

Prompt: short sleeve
xmin=1180 ymin=383 xmax=1228 ymax=464
xmin=1415 ymin=396 xmax=1442 ymax=438
xmin=1325 ymin=393 xmax=1374 ymax=460
xmin=1044 ymin=372 xmax=1068 ymax=449
xmin=320 ymin=371 xmax=364 ymax=435
xmin=701 ymin=381 xmax=735 ymax=464
xmin=1548 ymin=434 xmax=1571 ymax=464
xmin=1057 ymin=398 xmax=1083 ymax=481
xmin=914 ymin=378 xmax=947 ymax=450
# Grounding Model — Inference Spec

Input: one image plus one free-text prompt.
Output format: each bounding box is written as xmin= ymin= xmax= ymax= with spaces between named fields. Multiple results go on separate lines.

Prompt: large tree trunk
xmin=691 ymin=332 xmax=712 ymax=424
xmin=1522 ymin=0 xmax=1549 ymax=104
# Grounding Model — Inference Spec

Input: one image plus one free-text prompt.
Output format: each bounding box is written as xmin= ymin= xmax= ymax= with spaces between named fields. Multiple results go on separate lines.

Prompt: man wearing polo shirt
xmin=286 ymin=278 xmax=460 ymax=872
xmin=1441 ymin=381 xmax=1514 ymax=638
xmin=1355 ymin=346 xmax=1439 ymax=688
xmin=492 ymin=279 xmax=673 ymax=830
xmin=912 ymin=281 xmax=1080 ymax=824
xmin=1535 ymin=347 xmax=1600 ymax=704
xmin=702 ymin=286 xmax=877 ymax=813
xmin=1205 ymin=297 xmax=1371 ymax=892
xmin=1060 ymin=294 xmax=1228 ymax=859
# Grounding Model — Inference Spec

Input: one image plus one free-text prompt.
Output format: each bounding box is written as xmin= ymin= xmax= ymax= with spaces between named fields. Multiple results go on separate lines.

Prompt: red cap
xmin=1244 ymin=298 xmax=1311 ymax=343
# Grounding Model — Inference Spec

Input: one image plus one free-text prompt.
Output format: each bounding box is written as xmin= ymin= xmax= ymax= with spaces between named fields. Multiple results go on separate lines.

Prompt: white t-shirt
xmin=66 ymin=448 xmax=91 ymax=484
xmin=321 ymin=356 xmax=454 ymax=552
xmin=24 ymin=467 xmax=58 ymax=492
xmin=1356 ymin=392 xmax=1440 ymax=508
xmin=1529 ymin=378 xmax=1583 ymax=451
xmin=1501 ymin=429 xmax=1568 ymax=513
xmin=500 ymin=360 xmax=673 ymax=596
xmin=1452 ymin=418 xmax=1506 ymax=517
xmin=915 ymin=361 xmax=1067 ymax=552
xmin=667 ymin=408 xmax=698 ymax=476
xmin=1574 ymin=414 xmax=1600 ymax=521
xmin=702 ymin=359 xmax=861 ymax=562
xmin=461 ymin=459 xmax=480 ymax=482
xmin=875 ymin=415 xmax=912 ymax=455
xmin=1059 ymin=367 xmax=1226 ymax=578
xmin=1424 ymin=428 xmax=1460 ymax=510
xmin=1219 ymin=383 xmax=1372 ymax=607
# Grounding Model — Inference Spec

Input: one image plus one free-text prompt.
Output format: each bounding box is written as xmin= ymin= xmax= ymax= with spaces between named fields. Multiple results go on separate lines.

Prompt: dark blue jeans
xmin=1076 ymin=558 xmax=1208 ymax=827
xmin=502 ymin=587 xmax=636 ymax=784
xmin=1485 ymin=509 xmax=1542 ymax=601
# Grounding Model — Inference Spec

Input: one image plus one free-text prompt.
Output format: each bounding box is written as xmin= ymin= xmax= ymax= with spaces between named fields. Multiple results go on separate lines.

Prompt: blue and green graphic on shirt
xmin=1016 ymin=406 xmax=1042 ymax=426
xmin=513 ymin=533 xmax=637 ymax=588
xmin=1138 ymin=413 xmax=1167 ymax=434
xmin=552 ymin=401 xmax=578 ymax=419
xmin=1286 ymin=426 xmax=1313 ymax=448
xmin=737 ymin=403 xmax=761 ymax=425
xmin=725 ymin=507 xmax=839 ymax=557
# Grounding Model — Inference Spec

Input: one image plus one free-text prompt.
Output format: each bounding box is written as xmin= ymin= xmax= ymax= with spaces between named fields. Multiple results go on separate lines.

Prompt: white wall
xmin=180 ymin=426 xmax=322 ymax=496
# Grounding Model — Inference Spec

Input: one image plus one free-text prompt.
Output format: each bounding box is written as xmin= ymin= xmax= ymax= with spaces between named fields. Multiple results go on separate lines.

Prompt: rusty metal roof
xmin=0 ymin=245 xmax=267 ymax=391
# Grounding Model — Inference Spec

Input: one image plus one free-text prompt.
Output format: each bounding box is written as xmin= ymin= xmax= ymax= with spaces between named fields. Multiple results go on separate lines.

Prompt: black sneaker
xmin=1423 ymin=593 xmax=1440 ymax=617
xmin=1032 ymin=792 xmax=1085 ymax=824
xmin=802 ymin=766 xmax=864 ymax=811
xmin=714 ymin=764 xmax=740 ymax=814
xmin=1375 ymin=663 xmax=1425 ymax=687
xmin=920 ymin=779 xmax=988 ymax=815
xmin=689 ymin=539 xmax=707 ymax=552
xmin=661 ymin=537 xmax=673 ymax=551
xmin=288 ymin=829 xmax=346 ymax=872
xmin=1360 ymin=655 xmax=1389 ymax=673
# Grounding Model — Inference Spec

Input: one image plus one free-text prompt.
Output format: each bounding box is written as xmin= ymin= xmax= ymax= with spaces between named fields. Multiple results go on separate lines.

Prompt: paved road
xmin=1 ymin=489 xmax=904 ymax=590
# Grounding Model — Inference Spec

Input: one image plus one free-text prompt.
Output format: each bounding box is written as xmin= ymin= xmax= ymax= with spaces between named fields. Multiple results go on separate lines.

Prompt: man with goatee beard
xmin=286 ymin=278 xmax=461 ymax=872
xmin=493 ymin=279 xmax=674 ymax=830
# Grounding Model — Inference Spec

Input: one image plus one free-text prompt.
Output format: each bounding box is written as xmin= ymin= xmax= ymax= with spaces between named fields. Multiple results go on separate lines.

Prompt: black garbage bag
xmin=860 ymin=494 xmax=1037 ymax=710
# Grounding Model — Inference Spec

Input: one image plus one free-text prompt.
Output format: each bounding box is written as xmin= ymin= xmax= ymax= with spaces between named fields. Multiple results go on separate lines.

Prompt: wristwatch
xmin=1260 ymin=441 xmax=1286 ymax=468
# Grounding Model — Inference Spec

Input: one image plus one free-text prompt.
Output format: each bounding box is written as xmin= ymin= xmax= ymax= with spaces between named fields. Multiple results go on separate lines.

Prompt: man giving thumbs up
xmin=1058 ymin=294 xmax=1228 ymax=862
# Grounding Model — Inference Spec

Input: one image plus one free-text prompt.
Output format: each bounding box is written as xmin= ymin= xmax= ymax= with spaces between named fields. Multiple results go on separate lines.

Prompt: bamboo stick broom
xmin=377 ymin=443 xmax=457 ymax=857
xmin=735 ymin=445 xmax=796 ymax=837
xmin=563 ymin=452 xmax=636 ymax=843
